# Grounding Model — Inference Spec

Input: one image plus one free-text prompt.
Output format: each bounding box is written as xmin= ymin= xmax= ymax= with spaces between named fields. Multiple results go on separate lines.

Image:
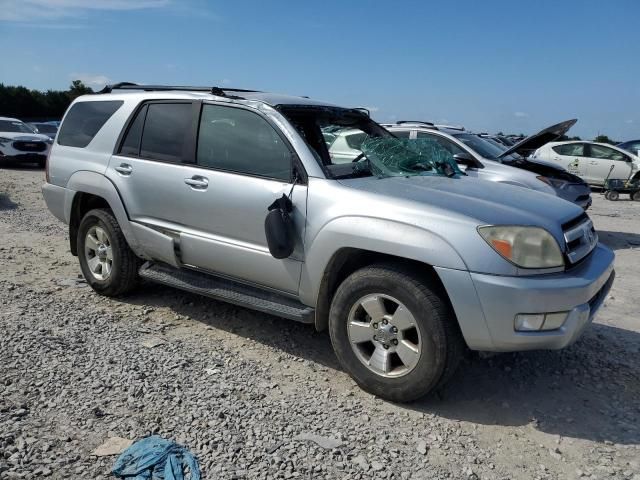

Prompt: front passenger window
xmin=197 ymin=105 xmax=292 ymax=181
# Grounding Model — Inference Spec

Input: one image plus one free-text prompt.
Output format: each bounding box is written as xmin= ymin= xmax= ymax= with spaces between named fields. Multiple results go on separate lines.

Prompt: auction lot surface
xmin=1 ymin=167 xmax=638 ymax=480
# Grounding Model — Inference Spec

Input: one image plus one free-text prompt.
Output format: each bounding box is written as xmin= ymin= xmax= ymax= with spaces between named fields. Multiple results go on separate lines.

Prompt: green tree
xmin=594 ymin=134 xmax=615 ymax=144
xmin=0 ymin=81 xmax=94 ymax=120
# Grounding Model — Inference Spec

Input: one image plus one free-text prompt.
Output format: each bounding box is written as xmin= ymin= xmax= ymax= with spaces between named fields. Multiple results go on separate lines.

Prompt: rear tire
xmin=77 ymin=208 xmax=140 ymax=296
xmin=603 ymin=191 xmax=611 ymax=200
xmin=631 ymin=191 xmax=640 ymax=201
xmin=328 ymin=263 xmax=463 ymax=403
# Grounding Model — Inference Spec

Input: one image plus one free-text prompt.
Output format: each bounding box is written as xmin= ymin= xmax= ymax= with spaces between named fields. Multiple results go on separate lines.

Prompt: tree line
xmin=0 ymin=81 xmax=94 ymax=121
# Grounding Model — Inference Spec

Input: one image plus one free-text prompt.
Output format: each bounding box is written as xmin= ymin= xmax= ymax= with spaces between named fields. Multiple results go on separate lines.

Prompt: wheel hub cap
xmin=84 ymin=226 xmax=113 ymax=281
xmin=347 ymin=294 xmax=422 ymax=378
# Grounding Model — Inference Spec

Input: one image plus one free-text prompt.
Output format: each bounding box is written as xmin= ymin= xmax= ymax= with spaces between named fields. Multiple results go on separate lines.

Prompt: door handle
xmin=114 ymin=163 xmax=133 ymax=175
xmin=184 ymin=176 xmax=209 ymax=189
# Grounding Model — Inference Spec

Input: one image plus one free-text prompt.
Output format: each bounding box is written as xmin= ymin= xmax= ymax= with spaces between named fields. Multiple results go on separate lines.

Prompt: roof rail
xmin=97 ymin=82 xmax=260 ymax=98
xmin=396 ymin=120 xmax=435 ymax=127
xmin=435 ymin=124 xmax=465 ymax=131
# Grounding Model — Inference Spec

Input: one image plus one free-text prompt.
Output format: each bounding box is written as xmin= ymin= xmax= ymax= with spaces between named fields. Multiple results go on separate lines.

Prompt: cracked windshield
xmin=321 ymin=123 xmax=462 ymax=179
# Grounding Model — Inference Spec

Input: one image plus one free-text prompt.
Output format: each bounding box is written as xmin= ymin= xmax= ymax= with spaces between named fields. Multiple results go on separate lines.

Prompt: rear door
xmin=584 ymin=143 xmax=632 ymax=185
xmin=549 ymin=143 xmax=588 ymax=180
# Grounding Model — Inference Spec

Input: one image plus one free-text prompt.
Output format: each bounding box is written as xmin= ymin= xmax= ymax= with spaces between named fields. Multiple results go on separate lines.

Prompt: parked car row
xmin=0 ymin=117 xmax=54 ymax=167
xmin=41 ymin=83 xmax=615 ymax=402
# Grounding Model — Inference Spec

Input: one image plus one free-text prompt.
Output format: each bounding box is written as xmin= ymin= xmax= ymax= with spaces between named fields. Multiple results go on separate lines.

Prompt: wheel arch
xmin=65 ymin=171 xmax=142 ymax=256
xmin=311 ymin=248 xmax=457 ymax=333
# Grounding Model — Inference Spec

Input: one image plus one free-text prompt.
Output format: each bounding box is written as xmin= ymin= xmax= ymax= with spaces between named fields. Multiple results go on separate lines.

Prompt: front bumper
xmin=435 ymin=243 xmax=615 ymax=352
xmin=555 ymin=183 xmax=592 ymax=210
xmin=0 ymin=153 xmax=47 ymax=164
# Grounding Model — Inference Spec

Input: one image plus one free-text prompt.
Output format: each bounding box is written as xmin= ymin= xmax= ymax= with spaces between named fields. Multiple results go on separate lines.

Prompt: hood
xmin=503 ymin=157 xmax=586 ymax=184
xmin=339 ymin=174 xmax=582 ymax=244
xmin=0 ymin=131 xmax=51 ymax=142
xmin=499 ymin=119 xmax=577 ymax=159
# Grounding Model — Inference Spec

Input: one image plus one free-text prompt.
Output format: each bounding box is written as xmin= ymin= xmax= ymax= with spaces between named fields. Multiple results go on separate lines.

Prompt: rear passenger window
xmin=140 ymin=103 xmax=192 ymax=162
xmin=57 ymin=100 xmax=123 ymax=148
xmin=552 ymin=143 xmax=584 ymax=156
xmin=119 ymin=105 xmax=147 ymax=156
xmin=197 ymin=105 xmax=291 ymax=181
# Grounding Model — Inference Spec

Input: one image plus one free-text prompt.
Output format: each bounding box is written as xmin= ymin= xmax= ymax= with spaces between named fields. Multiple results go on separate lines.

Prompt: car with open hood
xmin=0 ymin=117 xmax=53 ymax=167
xmin=41 ymin=83 xmax=614 ymax=402
xmin=534 ymin=140 xmax=640 ymax=186
xmin=385 ymin=119 xmax=592 ymax=209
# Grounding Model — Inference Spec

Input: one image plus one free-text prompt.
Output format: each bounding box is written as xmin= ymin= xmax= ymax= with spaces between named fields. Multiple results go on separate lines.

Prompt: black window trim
xmin=194 ymin=100 xmax=307 ymax=184
xmin=114 ymin=99 xmax=199 ymax=165
xmin=584 ymin=143 xmax=627 ymax=162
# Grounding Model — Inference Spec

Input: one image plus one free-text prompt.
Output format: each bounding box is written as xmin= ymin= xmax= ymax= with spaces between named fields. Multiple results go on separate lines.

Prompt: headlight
xmin=537 ymin=176 xmax=568 ymax=189
xmin=478 ymin=226 xmax=564 ymax=269
xmin=0 ymin=137 xmax=12 ymax=145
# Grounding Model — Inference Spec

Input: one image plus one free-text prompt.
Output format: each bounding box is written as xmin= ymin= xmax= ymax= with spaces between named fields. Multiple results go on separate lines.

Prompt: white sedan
xmin=0 ymin=116 xmax=52 ymax=167
xmin=533 ymin=141 xmax=640 ymax=186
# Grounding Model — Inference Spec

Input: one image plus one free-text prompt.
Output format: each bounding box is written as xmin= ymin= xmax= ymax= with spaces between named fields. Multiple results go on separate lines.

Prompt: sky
xmin=1 ymin=0 xmax=639 ymax=140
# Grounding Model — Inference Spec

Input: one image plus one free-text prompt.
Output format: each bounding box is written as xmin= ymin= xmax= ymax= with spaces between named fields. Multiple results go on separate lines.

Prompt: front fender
xmin=299 ymin=216 xmax=468 ymax=306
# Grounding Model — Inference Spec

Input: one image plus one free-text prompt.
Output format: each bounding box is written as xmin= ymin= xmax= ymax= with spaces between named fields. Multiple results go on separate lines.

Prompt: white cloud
xmin=514 ymin=112 xmax=529 ymax=118
xmin=626 ymin=119 xmax=634 ymax=124
xmin=0 ymin=0 xmax=170 ymax=21
xmin=69 ymin=73 xmax=111 ymax=89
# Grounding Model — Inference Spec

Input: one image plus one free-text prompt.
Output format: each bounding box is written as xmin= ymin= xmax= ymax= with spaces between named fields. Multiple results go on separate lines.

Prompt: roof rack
xmin=97 ymin=82 xmax=260 ymax=98
xmin=435 ymin=124 xmax=465 ymax=131
xmin=396 ymin=120 xmax=435 ymax=127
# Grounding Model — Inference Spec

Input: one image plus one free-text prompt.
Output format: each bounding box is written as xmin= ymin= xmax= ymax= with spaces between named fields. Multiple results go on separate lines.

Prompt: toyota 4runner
xmin=42 ymin=83 xmax=615 ymax=402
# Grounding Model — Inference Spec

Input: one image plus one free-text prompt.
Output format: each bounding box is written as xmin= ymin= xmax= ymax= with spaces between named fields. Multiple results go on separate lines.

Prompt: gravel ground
xmin=1 ymin=166 xmax=639 ymax=480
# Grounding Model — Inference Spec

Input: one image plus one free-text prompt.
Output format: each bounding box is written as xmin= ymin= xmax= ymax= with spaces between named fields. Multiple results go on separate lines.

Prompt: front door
xmin=176 ymin=102 xmax=307 ymax=294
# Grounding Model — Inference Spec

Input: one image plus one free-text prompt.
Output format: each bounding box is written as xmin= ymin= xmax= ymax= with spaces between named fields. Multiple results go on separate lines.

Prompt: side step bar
xmin=138 ymin=262 xmax=315 ymax=324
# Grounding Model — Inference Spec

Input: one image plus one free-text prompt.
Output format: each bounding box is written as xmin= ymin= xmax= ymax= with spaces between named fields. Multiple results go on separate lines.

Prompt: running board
xmin=138 ymin=262 xmax=315 ymax=324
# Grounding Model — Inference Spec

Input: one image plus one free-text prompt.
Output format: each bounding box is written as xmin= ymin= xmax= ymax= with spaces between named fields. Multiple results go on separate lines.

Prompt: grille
xmin=563 ymin=214 xmax=598 ymax=264
xmin=13 ymin=140 xmax=47 ymax=152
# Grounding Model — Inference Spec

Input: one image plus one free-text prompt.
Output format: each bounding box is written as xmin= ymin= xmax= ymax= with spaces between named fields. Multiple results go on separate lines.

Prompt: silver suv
xmin=42 ymin=84 xmax=615 ymax=402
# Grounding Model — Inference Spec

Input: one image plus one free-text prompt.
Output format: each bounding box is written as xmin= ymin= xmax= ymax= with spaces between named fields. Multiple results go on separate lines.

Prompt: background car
xmin=0 ymin=116 xmax=52 ymax=167
xmin=26 ymin=122 xmax=59 ymax=140
xmin=533 ymin=141 xmax=640 ymax=186
xmin=384 ymin=120 xmax=593 ymax=209
xmin=617 ymin=139 xmax=640 ymax=156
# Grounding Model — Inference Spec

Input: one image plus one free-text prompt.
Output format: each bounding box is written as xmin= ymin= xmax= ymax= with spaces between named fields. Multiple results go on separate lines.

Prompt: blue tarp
xmin=112 ymin=436 xmax=200 ymax=480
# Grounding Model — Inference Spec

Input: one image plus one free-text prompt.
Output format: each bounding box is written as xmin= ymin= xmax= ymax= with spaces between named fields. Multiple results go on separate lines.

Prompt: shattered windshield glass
xmin=279 ymin=105 xmax=462 ymax=180
xmin=356 ymin=137 xmax=462 ymax=178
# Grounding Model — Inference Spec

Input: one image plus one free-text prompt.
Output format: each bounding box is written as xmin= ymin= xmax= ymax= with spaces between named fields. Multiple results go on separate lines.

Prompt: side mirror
xmin=453 ymin=152 xmax=480 ymax=168
xmin=264 ymin=195 xmax=295 ymax=259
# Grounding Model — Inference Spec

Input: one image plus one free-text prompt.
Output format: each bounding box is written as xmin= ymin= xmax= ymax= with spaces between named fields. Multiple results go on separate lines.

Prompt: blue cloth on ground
xmin=112 ymin=435 xmax=200 ymax=480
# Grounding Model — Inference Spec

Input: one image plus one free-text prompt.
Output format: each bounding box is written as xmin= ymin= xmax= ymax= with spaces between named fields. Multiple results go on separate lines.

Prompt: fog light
xmin=542 ymin=312 xmax=568 ymax=330
xmin=515 ymin=314 xmax=545 ymax=331
xmin=515 ymin=312 xmax=570 ymax=331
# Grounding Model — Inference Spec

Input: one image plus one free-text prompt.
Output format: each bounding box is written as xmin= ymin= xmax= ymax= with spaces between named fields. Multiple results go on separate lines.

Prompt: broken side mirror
xmin=264 ymin=194 xmax=295 ymax=259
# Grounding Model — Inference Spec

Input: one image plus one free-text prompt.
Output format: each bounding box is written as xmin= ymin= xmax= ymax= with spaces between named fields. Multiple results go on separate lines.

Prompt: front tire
xmin=608 ymin=191 xmax=620 ymax=201
xmin=77 ymin=208 xmax=140 ymax=296
xmin=328 ymin=264 xmax=463 ymax=403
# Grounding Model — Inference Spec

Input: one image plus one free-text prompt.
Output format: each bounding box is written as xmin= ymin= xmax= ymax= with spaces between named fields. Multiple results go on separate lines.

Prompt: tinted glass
xmin=589 ymin=144 xmax=625 ymax=161
xmin=417 ymin=132 xmax=466 ymax=155
xmin=58 ymin=101 xmax=123 ymax=148
xmin=197 ymin=105 xmax=291 ymax=181
xmin=119 ymin=105 xmax=147 ymax=156
xmin=140 ymin=103 xmax=192 ymax=162
xmin=345 ymin=132 xmax=367 ymax=150
xmin=453 ymin=133 xmax=504 ymax=160
xmin=552 ymin=143 xmax=584 ymax=156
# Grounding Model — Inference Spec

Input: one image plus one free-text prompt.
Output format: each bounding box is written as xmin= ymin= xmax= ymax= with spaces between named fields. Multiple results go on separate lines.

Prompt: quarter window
xmin=589 ymin=144 xmax=625 ymax=161
xmin=552 ymin=143 xmax=585 ymax=156
xmin=197 ymin=105 xmax=291 ymax=181
xmin=58 ymin=100 xmax=123 ymax=148
xmin=139 ymin=103 xmax=192 ymax=162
